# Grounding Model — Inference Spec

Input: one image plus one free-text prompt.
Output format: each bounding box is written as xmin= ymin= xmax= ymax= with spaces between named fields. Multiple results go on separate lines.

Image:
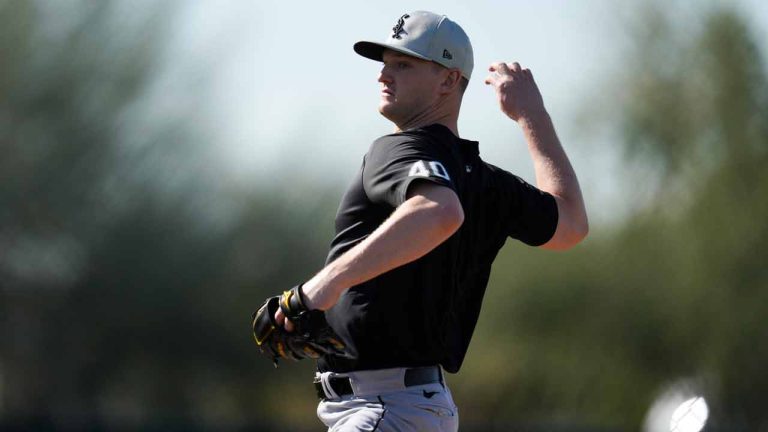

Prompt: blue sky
xmin=156 ymin=0 xmax=768 ymax=223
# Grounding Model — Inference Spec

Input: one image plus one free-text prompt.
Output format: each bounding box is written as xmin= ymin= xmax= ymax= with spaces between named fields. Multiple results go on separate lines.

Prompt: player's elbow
xmin=570 ymin=206 xmax=590 ymax=243
xmin=565 ymin=218 xmax=589 ymax=248
xmin=576 ymin=217 xmax=589 ymax=241
xmin=543 ymin=216 xmax=589 ymax=251
xmin=541 ymin=194 xmax=589 ymax=251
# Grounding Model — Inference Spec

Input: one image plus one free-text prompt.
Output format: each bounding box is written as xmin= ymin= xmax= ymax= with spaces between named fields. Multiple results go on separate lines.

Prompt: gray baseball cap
xmin=354 ymin=11 xmax=474 ymax=80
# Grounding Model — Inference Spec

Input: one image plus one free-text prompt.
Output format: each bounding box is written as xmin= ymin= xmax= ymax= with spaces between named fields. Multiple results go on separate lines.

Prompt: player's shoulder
xmin=474 ymin=160 xmax=528 ymax=191
xmin=481 ymin=159 xmax=525 ymax=177
xmin=480 ymin=160 xmax=506 ymax=175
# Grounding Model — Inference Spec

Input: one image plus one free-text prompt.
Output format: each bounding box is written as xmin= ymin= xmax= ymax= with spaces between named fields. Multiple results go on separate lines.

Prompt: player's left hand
xmin=484 ymin=61 xmax=546 ymax=122
xmin=252 ymin=286 xmax=348 ymax=366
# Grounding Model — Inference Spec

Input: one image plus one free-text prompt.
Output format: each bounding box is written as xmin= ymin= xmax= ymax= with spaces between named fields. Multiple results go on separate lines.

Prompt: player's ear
xmin=439 ymin=69 xmax=462 ymax=95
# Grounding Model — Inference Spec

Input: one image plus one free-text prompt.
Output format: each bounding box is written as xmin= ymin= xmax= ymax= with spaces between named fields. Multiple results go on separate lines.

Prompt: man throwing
xmin=252 ymin=10 xmax=588 ymax=432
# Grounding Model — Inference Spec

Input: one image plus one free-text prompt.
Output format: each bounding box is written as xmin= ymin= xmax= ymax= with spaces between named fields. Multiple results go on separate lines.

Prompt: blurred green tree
xmin=0 ymin=1 xmax=265 ymax=428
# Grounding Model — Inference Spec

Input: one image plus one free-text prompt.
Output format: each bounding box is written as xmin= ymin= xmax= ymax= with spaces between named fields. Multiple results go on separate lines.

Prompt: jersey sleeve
xmin=498 ymin=170 xmax=559 ymax=246
xmin=363 ymin=136 xmax=456 ymax=207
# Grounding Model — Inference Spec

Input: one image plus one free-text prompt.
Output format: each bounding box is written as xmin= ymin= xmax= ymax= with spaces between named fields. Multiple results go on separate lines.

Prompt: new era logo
xmin=442 ymin=49 xmax=453 ymax=60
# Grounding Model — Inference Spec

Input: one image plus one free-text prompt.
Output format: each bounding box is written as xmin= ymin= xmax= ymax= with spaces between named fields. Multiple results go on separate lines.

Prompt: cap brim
xmin=353 ymin=41 xmax=432 ymax=63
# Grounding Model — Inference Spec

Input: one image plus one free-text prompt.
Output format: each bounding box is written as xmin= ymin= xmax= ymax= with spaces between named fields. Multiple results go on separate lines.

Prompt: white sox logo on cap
xmin=392 ymin=14 xmax=409 ymax=39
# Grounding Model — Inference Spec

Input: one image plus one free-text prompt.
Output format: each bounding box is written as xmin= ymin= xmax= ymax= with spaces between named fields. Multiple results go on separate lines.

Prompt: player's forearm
xmin=520 ymin=112 xmax=589 ymax=245
xmin=520 ymin=112 xmax=575 ymax=199
xmin=303 ymin=192 xmax=463 ymax=310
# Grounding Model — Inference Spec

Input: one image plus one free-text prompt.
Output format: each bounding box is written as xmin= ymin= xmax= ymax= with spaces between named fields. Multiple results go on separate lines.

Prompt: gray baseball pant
xmin=315 ymin=367 xmax=459 ymax=431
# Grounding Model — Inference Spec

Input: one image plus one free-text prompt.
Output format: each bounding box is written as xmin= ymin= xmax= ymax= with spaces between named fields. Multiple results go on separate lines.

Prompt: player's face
xmin=377 ymin=50 xmax=444 ymax=125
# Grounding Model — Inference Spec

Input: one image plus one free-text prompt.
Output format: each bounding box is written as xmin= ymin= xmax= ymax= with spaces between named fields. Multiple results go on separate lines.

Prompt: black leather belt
xmin=314 ymin=366 xmax=442 ymax=399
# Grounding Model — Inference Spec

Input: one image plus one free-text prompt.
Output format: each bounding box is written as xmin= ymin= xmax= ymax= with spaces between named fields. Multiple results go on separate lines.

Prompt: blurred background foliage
xmin=1 ymin=1 xmax=767 ymax=431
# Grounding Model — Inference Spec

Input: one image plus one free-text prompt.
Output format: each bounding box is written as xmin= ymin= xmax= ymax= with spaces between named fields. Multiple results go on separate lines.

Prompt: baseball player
xmin=253 ymin=10 xmax=588 ymax=431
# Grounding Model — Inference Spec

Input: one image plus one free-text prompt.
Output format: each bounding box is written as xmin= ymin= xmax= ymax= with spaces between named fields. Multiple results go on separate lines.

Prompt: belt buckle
xmin=314 ymin=372 xmax=346 ymax=400
xmin=313 ymin=376 xmax=325 ymax=399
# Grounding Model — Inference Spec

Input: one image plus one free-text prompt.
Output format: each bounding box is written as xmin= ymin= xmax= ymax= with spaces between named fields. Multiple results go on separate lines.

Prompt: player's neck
xmin=394 ymin=113 xmax=459 ymax=137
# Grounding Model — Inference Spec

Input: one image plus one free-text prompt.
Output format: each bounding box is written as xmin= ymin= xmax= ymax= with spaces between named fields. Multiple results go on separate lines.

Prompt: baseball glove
xmin=252 ymin=285 xmax=347 ymax=367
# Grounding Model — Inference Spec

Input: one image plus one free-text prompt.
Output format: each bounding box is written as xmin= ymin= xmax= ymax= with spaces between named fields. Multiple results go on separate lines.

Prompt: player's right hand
xmin=484 ymin=61 xmax=546 ymax=122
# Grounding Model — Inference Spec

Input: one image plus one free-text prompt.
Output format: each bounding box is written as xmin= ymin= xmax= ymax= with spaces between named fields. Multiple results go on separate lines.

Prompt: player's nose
xmin=378 ymin=66 xmax=393 ymax=85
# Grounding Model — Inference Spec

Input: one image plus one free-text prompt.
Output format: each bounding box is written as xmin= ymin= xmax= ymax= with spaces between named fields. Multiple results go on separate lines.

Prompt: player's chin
xmin=378 ymin=101 xmax=399 ymax=120
xmin=377 ymin=103 xmax=389 ymax=117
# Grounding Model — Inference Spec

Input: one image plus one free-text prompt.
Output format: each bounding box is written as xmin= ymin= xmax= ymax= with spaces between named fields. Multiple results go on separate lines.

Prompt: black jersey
xmin=319 ymin=123 xmax=558 ymax=374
